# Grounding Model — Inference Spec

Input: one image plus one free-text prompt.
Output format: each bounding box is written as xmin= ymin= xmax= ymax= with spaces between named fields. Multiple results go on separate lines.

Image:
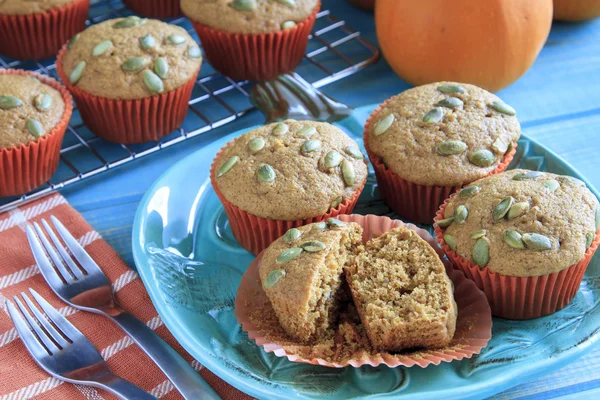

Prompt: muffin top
xmin=62 ymin=17 xmax=202 ymax=100
xmin=214 ymin=120 xmax=368 ymax=220
xmin=366 ymin=82 xmax=521 ymax=187
xmin=0 ymin=0 xmax=75 ymax=15
xmin=0 ymin=74 xmax=66 ymax=149
xmin=181 ymin=0 xmax=319 ymax=34
xmin=439 ymin=169 xmax=600 ymax=277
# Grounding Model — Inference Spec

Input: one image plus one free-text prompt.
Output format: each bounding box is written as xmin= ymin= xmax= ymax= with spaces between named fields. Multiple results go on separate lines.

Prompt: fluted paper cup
xmin=122 ymin=0 xmax=181 ymax=19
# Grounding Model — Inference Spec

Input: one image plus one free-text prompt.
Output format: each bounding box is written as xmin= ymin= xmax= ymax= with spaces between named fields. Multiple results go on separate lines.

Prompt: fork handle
xmin=97 ymin=374 xmax=157 ymax=400
xmin=108 ymin=312 xmax=221 ymax=400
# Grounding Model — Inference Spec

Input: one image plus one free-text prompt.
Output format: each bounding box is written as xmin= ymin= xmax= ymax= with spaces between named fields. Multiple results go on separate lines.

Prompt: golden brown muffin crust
xmin=214 ymin=120 xmax=368 ymax=220
xmin=441 ymin=169 xmax=600 ymax=276
xmin=0 ymin=0 xmax=76 ymax=15
xmin=0 ymin=74 xmax=66 ymax=149
xmin=367 ymin=82 xmax=521 ymax=187
xmin=61 ymin=18 xmax=202 ymax=100
xmin=181 ymin=0 xmax=319 ymax=34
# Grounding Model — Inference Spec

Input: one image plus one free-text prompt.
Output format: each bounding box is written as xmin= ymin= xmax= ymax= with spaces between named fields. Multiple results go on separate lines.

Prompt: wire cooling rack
xmin=0 ymin=0 xmax=380 ymax=213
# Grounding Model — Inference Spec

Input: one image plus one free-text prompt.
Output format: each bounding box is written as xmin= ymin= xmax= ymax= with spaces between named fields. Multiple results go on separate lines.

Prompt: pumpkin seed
xmin=423 ymin=107 xmax=444 ymax=124
xmin=27 ymin=119 xmax=44 ymax=137
xmin=493 ymin=196 xmax=514 ymax=221
xmin=297 ymin=125 xmax=316 ymax=138
xmin=472 ymin=238 xmax=490 ymax=267
xmin=248 ymin=137 xmax=265 ymax=154
xmin=67 ymin=33 xmax=80 ymax=49
xmin=543 ymin=179 xmax=560 ymax=192
xmin=506 ymin=141 xmax=514 ymax=154
xmin=504 ymin=230 xmax=525 ymax=249
xmin=513 ymin=171 xmax=543 ymax=181
xmin=113 ymin=17 xmax=143 ymax=29
xmin=595 ymin=206 xmax=600 ymax=230
xmin=444 ymin=234 xmax=457 ymax=251
xmin=331 ymin=196 xmax=343 ymax=209
xmin=154 ymin=58 xmax=169 ymax=79
xmin=437 ymin=97 xmax=464 ymax=109
xmin=586 ymin=232 xmax=594 ymax=249
xmin=438 ymin=84 xmax=465 ymax=94
xmin=459 ymin=186 xmax=481 ymax=198
xmin=257 ymin=164 xmax=276 ymax=182
xmin=454 ymin=205 xmax=468 ymax=224
xmin=34 ymin=94 xmax=52 ymax=112
xmin=264 ymin=269 xmax=285 ymax=288
xmin=122 ymin=57 xmax=147 ymax=72
xmin=69 ymin=61 xmax=86 ymax=84
xmin=327 ymin=218 xmax=344 ymax=227
xmin=561 ymin=176 xmax=586 ymax=187
xmin=230 ymin=0 xmax=257 ymax=11
xmin=491 ymin=137 xmax=509 ymax=154
xmin=140 ymin=34 xmax=156 ymax=49
xmin=217 ymin=156 xmax=239 ymax=177
xmin=507 ymin=202 xmax=530 ymax=220
xmin=437 ymin=140 xmax=467 ymax=156
xmin=281 ymin=21 xmax=296 ymax=29
xmin=272 ymin=122 xmax=289 ymax=136
xmin=522 ymin=233 xmax=553 ymax=250
xmin=283 ymin=228 xmax=301 ymax=243
xmin=341 ymin=159 xmax=356 ymax=186
xmin=276 ymin=247 xmax=303 ymax=264
xmin=0 ymin=95 xmax=23 ymax=110
xmin=468 ymin=149 xmax=495 ymax=167
xmin=142 ymin=70 xmax=164 ymax=93
xmin=275 ymin=0 xmax=296 ymax=6
xmin=301 ymin=241 xmax=326 ymax=253
xmin=435 ymin=217 xmax=454 ymax=228
xmin=471 ymin=229 xmax=487 ymax=239
xmin=314 ymin=222 xmax=328 ymax=230
xmin=324 ymin=151 xmax=343 ymax=169
xmin=301 ymin=139 xmax=321 ymax=154
xmin=166 ymin=34 xmax=186 ymax=45
xmin=374 ymin=114 xmax=394 ymax=136
xmin=92 ymin=40 xmax=112 ymax=56
xmin=344 ymin=146 xmax=363 ymax=160
xmin=188 ymin=46 xmax=202 ymax=59
xmin=490 ymin=100 xmax=517 ymax=116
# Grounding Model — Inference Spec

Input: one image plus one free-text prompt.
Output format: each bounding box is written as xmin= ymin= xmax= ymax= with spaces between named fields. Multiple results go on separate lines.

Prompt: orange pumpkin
xmin=553 ymin=0 xmax=600 ymax=21
xmin=375 ymin=0 xmax=553 ymax=92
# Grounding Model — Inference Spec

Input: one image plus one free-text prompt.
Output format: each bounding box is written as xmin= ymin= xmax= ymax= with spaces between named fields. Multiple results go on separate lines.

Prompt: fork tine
xmin=29 ymin=289 xmax=85 ymax=343
xmin=6 ymin=301 xmax=50 ymax=358
xmin=13 ymin=296 xmax=60 ymax=354
xmin=26 ymin=225 xmax=68 ymax=288
xmin=33 ymin=222 xmax=75 ymax=283
xmin=21 ymin=292 xmax=70 ymax=349
xmin=50 ymin=216 xmax=103 ymax=276
xmin=41 ymin=219 xmax=85 ymax=280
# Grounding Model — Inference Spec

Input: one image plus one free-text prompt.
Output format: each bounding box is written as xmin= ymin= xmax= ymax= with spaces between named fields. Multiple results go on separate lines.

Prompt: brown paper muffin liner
xmin=55 ymin=45 xmax=199 ymax=144
xmin=234 ymin=214 xmax=492 ymax=368
xmin=122 ymin=0 xmax=181 ymax=19
xmin=363 ymin=99 xmax=517 ymax=224
xmin=186 ymin=2 xmax=320 ymax=81
xmin=0 ymin=70 xmax=73 ymax=197
xmin=0 ymin=0 xmax=89 ymax=60
xmin=434 ymin=193 xmax=600 ymax=319
xmin=210 ymin=142 xmax=365 ymax=255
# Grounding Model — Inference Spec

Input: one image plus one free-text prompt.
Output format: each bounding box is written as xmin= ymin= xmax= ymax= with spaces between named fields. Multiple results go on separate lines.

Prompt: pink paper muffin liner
xmin=122 ymin=0 xmax=181 ymax=19
xmin=363 ymin=99 xmax=517 ymax=224
xmin=434 ymin=193 xmax=600 ymax=319
xmin=235 ymin=214 xmax=493 ymax=368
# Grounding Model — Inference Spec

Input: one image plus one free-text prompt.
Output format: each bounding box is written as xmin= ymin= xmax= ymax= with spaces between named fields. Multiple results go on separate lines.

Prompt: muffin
xmin=122 ymin=0 xmax=181 ymax=19
xmin=0 ymin=70 xmax=73 ymax=197
xmin=346 ymin=227 xmax=457 ymax=351
xmin=56 ymin=17 xmax=202 ymax=144
xmin=434 ymin=169 xmax=600 ymax=319
xmin=259 ymin=219 xmax=363 ymax=342
xmin=364 ymin=82 xmax=520 ymax=224
xmin=0 ymin=0 xmax=89 ymax=60
xmin=211 ymin=119 xmax=368 ymax=255
xmin=181 ymin=0 xmax=320 ymax=81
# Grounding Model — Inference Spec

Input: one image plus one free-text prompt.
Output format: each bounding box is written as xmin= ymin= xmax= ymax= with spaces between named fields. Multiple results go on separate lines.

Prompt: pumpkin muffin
xmin=364 ymin=82 xmax=520 ymax=223
xmin=0 ymin=70 xmax=72 ymax=196
xmin=0 ymin=0 xmax=89 ymax=60
xmin=211 ymin=120 xmax=368 ymax=254
xmin=259 ymin=219 xmax=363 ymax=342
xmin=434 ymin=169 xmax=600 ymax=319
xmin=346 ymin=227 xmax=457 ymax=351
xmin=56 ymin=17 xmax=202 ymax=143
xmin=182 ymin=0 xmax=321 ymax=81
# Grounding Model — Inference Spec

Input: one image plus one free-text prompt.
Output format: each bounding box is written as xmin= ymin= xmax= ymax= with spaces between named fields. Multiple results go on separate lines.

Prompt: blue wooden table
xmin=54 ymin=1 xmax=600 ymax=398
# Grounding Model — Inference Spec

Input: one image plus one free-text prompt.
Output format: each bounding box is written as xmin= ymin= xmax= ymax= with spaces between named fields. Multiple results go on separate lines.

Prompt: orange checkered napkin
xmin=0 ymin=194 xmax=251 ymax=400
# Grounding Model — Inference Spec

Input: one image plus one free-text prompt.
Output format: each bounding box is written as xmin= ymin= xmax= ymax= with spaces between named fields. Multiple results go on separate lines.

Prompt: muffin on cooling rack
xmin=182 ymin=0 xmax=321 ymax=81
xmin=0 ymin=0 xmax=89 ymax=60
xmin=0 ymin=69 xmax=73 ymax=197
xmin=57 ymin=17 xmax=202 ymax=144
xmin=122 ymin=0 xmax=181 ymax=19
xmin=210 ymin=119 xmax=368 ymax=255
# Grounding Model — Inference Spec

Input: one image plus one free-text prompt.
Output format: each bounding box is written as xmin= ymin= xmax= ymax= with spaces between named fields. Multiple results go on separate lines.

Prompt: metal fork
xmin=7 ymin=289 xmax=155 ymax=399
xmin=27 ymin=216 xmax=220 ymax=400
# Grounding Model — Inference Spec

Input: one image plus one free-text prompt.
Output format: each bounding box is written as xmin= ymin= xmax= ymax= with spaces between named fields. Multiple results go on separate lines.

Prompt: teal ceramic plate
xmin=132 ymin=105 xmax=600 ymax=400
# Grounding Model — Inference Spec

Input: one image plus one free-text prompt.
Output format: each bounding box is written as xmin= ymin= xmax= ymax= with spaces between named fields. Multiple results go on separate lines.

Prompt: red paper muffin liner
xmin=0 ymin=70 xmax=73 ymax=197
xmin=0 ymin=0 xmax=89 ymax=60
xmin=210 ymin=141 xmax=365 ymax=255
xmin=235 ymin=214 xmax=493 ymax=368
xmin=55 ymin=45 xmax=199 ymax=144
xmin=434 ymin=193 xmax=600 ymax=319
xmin=122 ymin=0 xmax=181 ymax=19
xmin=363 ymin=99 xmax=517 ymax=224
xmin=186 ymin=2 xmax=320 ymax=81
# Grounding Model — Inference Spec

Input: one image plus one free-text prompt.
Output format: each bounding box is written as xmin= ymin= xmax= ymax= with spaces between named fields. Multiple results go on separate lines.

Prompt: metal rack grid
xmin=0 ymin=0 xmax=380 ymax=213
